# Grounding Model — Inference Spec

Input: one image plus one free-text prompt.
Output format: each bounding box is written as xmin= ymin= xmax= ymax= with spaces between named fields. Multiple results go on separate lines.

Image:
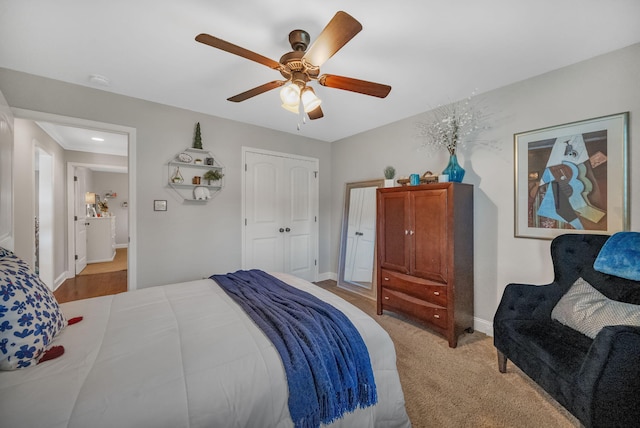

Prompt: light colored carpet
xmin=317 ymin=281 xmax=582 ymax=428
xmin=79 ymin=248 xmax=127 ymax=275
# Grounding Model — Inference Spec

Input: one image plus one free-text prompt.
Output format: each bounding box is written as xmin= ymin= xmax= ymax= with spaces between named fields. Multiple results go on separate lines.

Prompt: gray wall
xmin=0 ymin=68 xmax=332 ymax=289
xmin=331 ymin=43 xmax=640 ymax=331
xmin=1 ymin=42 xmax=638 ymax=333
xmin=91 ymin=171 xmax=129 ymax=247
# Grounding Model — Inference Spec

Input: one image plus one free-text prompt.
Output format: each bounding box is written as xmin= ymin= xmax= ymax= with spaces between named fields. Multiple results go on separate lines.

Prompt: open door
xmin=74 ymin=166 xmax=88 ymax=274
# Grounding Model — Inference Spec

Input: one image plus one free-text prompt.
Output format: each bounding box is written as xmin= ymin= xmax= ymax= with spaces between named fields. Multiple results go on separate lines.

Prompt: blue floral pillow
xmin=0 ymin=247 xmax=14 ymax=258
xmin=0 ymin=253 xmax=67 ymax=370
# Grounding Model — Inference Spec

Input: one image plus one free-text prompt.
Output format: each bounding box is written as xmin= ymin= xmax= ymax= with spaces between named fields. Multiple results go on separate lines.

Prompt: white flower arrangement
xmin=97 ymin=198 xmax=109 ymax=212
xmin=415 ymin=93 xmax=484 ymax=156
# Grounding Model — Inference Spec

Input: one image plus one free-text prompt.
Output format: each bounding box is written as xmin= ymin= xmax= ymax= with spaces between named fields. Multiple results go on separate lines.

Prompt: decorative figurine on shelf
xmin=194 ymin=186 xmax=211 ymax=200
xmin=193 ymin=122 xmax=203 ymax=149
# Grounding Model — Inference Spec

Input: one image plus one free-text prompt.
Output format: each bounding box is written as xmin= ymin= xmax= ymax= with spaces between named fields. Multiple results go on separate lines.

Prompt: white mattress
xmin=0 ymin=273 xmax=410 ymax=428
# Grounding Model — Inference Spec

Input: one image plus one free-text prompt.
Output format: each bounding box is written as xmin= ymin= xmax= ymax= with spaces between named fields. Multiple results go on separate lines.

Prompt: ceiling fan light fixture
xmin=279 ymin=83 xmax=301 ymax=106
xmin=301 ymin=87 xmax=321 ymax=113
xmin=281 ymin=102 xmax=300 ymax=114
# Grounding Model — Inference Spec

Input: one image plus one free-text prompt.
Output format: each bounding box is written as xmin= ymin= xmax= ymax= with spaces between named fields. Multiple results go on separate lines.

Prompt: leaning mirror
xmin=337 ymin=179 xmax=384 ymax=299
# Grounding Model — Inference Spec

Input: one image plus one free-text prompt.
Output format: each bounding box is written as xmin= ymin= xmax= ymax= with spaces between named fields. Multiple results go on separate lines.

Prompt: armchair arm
xmin=574 ymin=325 xmax=640 ymax=427
xmin=494 ymin=282 xmax=566 ymax=323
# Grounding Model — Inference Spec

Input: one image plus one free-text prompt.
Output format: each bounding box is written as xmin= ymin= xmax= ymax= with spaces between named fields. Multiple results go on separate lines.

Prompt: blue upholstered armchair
xmin=494 ymin=234 xmax=640 ymax=428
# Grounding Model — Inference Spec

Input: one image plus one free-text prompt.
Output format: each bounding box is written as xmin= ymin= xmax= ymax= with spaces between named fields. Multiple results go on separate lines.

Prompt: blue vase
xmin=442 ymin=154 xmax=465 ymax=183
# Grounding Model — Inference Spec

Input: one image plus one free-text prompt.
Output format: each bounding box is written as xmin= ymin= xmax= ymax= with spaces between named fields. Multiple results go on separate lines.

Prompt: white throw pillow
xmin=552 ymin=277 xmax=640 ymax=339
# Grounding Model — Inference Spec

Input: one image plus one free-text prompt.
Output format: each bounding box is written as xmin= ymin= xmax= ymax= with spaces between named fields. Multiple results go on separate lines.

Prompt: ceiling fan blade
xmin=227 ymin=80 xmax=286 ymax=102
xmin=318 ymin=74 xmax=391 ymax=98
xmin=196 ymin=33 xmax=282 ymax=70
xmin=302 ymin=11 xmax=362 ymax=67
xmin=307 ymin=106 xmax=324 ymax=120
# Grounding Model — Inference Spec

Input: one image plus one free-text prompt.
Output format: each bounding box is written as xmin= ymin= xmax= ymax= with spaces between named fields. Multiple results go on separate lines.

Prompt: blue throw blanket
xmin=210 ymin=270 xmax=377 ymax=428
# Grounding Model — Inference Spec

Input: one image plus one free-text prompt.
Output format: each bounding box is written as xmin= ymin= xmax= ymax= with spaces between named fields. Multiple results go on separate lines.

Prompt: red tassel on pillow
xmin=38 ymin=345 xmax=65 ymax=364
xmin=68 ymin=316 xmax=83 ymax=325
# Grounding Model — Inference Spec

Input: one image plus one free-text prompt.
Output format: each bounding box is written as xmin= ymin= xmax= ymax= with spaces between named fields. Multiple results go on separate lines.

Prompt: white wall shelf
xmin=167 ymin=148 xmax=225 ymax=202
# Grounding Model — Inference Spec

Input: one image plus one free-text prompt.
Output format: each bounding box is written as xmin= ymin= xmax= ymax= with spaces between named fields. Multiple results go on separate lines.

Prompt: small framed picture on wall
xmin=154 ymin=200 xmax=167 ymax=211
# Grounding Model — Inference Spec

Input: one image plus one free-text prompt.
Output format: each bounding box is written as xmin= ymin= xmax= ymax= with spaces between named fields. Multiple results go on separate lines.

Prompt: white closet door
xmin=243 ymin=149 xmax=318 ymax=282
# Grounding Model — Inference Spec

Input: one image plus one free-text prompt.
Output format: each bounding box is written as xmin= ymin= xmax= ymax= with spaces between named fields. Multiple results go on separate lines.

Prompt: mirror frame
xmin=337 ymin=179 xmax=384 ymax=300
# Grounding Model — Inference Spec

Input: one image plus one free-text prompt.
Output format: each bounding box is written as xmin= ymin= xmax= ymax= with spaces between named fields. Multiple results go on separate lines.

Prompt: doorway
xmin=12 ymin=108 xmax=137 ymax=290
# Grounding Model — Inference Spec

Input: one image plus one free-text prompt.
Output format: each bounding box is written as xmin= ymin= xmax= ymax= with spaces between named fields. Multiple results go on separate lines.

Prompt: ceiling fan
xmin=195 ymin=11 xmax=391 ymax=120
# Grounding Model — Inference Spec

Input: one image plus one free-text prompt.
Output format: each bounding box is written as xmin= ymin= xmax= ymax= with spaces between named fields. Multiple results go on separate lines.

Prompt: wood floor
xmin=54 ymin=270 xmax=127 ymax=304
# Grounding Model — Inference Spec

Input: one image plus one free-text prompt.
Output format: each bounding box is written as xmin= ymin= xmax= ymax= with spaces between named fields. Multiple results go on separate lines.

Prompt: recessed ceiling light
xmin=88 ymin=74 xmax=111 ymax=87
xmin=91 ymin=137 xmax=105 ymax=142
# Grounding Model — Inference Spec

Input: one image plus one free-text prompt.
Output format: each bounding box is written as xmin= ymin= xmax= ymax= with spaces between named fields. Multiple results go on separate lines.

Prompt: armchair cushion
xmin=552 ymin=277 xmax=640 ymax=339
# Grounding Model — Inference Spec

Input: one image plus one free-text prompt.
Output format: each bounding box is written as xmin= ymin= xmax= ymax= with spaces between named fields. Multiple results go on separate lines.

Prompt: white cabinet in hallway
xmin=86 ymin=217 xmax=116 ymax=263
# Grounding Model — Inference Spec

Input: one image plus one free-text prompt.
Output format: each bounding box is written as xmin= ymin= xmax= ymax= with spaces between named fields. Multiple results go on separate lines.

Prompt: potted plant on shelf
xmin=383 ymin=166 xmax=396 ymax=187
xmin=203 ymin=169 xmax=224 ymax=185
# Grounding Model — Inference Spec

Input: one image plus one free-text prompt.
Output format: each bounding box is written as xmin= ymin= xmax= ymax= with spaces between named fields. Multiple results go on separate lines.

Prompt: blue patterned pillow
xmin=594 ymin=232 xmax=640 ymax=281
xmin=0 ymin=253 xmax=67 ymax=370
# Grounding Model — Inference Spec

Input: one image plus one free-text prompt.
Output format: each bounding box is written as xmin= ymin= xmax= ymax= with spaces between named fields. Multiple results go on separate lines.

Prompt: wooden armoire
xmin=376 ymin=182 xmax=473 ymax=348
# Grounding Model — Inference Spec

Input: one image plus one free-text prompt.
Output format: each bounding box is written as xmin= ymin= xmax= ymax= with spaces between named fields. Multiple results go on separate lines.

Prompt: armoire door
xmin=243 ymin=149 xmax=318 ymax=282
xmin=377 ymin=191 xmax=410 ymax=274
xmin=411 ymin=188 xmax=448 ymax=283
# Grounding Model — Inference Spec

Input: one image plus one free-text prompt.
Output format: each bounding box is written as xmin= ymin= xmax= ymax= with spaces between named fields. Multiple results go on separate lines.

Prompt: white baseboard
xmin=317 ymin=272 xmax=337 ymax=282
xmin=474 ymin=317 xmax=493 ymax=337
xmin=53 ymin=271 xmax=68 ymax=292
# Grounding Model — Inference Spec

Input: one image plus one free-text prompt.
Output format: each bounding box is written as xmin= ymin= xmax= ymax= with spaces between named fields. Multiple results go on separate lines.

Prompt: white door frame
xmin=241 ymin=147 xmax=319 ymax=281
xmin=11 ymin=108 xmax=137 ymax=290
xmin=35 ymin=144 xmax=54 ymax=289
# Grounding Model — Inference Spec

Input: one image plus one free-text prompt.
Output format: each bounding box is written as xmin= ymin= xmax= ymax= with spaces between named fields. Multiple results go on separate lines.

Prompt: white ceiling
xmin=36 ymin=122 xmax=128 ymax=158
xmin=2 ymin=1 xmax=640 ymax=143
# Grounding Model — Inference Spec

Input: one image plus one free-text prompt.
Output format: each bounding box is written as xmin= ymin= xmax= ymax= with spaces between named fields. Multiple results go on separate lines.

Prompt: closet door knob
xmin=285 ymin=227 xmax=291 ymax=232
xmin=279 ymin=228 xmax=285 ymax=233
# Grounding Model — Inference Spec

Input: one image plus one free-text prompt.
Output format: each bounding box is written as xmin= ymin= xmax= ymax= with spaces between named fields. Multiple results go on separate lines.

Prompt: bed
xmin=0 ymin=256 xmax=410 ymax=428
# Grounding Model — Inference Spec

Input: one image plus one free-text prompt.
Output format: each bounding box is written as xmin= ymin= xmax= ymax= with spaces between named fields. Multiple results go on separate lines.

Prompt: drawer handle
xmin=384 ymin=277 xmax=390 ymax=281
xmin=384 ymin=296 xmax=390 ymax=300
xmin=433 ymin=291 xmax=440 ymax=296
xmin=433 ymin=314 xmax=440 ymax=319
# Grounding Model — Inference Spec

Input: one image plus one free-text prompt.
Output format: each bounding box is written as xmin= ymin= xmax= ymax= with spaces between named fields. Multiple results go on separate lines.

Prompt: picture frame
xmin=154 ymin=200 xmax=167 ymax=211
xmin=514 ymin=112 xmax=629 ymax=239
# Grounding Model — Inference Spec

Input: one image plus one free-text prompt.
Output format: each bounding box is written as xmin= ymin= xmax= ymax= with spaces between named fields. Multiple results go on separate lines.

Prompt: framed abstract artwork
xmin=514 ymin=112 xmax=629 ymax=239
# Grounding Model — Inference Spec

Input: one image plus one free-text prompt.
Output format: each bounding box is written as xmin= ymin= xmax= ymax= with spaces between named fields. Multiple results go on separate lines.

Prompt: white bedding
xmin=0 ymin=273 xmax=410 ymax=428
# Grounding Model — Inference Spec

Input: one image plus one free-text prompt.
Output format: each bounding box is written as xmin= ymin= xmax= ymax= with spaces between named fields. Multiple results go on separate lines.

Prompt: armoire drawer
xmin=380 ymin=288 xmax=448 ymax=330
xmin=380 ymin=269 xmax=447 ymax=307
